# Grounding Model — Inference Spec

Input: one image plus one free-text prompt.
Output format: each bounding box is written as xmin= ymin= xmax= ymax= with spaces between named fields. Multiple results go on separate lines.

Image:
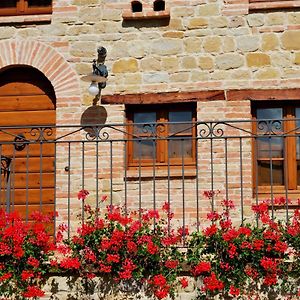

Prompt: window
xmin=126 ymin=103 xmax=196 ymax=168
xmin=253 ymin=102 xmax=300 ymax=190
xmin=0 ymin=0 xmax=52 ymax=16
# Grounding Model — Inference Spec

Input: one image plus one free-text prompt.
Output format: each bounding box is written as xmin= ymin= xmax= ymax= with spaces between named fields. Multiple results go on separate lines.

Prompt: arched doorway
xmin=0 ymin=65 xmax=56 ymax=221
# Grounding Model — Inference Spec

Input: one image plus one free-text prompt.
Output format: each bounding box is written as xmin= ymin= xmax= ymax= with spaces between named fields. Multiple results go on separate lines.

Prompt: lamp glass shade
xmin=88 ymin=82 xmax=100 ymax=96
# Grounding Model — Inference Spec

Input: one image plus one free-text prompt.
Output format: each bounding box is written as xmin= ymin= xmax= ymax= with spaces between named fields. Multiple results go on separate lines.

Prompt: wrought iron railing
xmin=0 ymin=119 xmax=299 ymax=237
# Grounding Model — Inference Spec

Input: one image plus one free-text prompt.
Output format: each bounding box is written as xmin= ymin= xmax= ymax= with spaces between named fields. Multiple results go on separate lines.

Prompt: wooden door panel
xmin=0 ymin=188 xmax=54 ymax=205
xmin=0 ymin=111 xmax=55 ymax=126
xmin=9 ymin=204 xmax=55 ymax=219
xmin=0 ymin=95 xmax=55 ymax=111
xmin=0 ymin=82 xmax=52 ymax=96
xmin=0 ymin=144 xmax=55 ymax=157
xmin=12 ymin=172 xmax=55 ymax=189
xmin=13 ymin=157 xmax=55 ymax=172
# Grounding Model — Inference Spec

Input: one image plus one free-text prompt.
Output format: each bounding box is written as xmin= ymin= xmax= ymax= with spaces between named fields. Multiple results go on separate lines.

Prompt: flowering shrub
xmin=0 ymin=210 xmax=54 ymax=299
xmin=187 ymin=198 xmax=300 ymax=299
xmin=0 ymin=189 xmax=299 ymax=300
xmin=54 ymin=190 xmax=184 ymax=299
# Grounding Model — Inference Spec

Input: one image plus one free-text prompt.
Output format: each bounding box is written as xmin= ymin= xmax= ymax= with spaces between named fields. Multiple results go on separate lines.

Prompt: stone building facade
xmin=0 ymin=0 xmax=300 ymax=233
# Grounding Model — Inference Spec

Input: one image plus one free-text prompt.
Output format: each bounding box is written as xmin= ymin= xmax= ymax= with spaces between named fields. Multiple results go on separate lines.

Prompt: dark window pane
xmin=28 ymin=0 xmax=52 ymax=6
xmin=257 ymin=108 xmax=283 ymax=134
xmin=133 ymin=112 xmax=156 ymax=135
xmin=258 ymin=160 xmax=284 ymax=186
xmin=297 ymin=137 xmax=300 ymax=159
xmin=295 ymin=108 xmax=300 ymax=129
xmin=0 ymin=0 xmax=17 ymax=8
xmin=133 ymin=139 xmax=155 ymax=160
xmin=257 ymin=108 xmax=282 ymax=120
xmin=168 ymin=138 xmax=192 ymax=158
xmin=297 ymin=160 xmax=300 ymax=186
xmin=169 ymin=111 xmax=192 ymax=134
xmin=257 ymin=137 xmax=283 ymax=158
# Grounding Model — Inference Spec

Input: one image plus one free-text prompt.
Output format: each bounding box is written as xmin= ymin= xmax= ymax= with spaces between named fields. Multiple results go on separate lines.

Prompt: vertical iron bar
xmin=181 ymin=138 xmax=185 ymax=243
xmin=96 ymin=140 xmax=99 ymax=212
xmin=210 ymin=135 xmax=214 ymax=212
xmin=239 ymin=137 xmax=244 ymax=224
xmin=225 ymin=138 xmax=229 ymax=201
xmin=167 ymin=134 xmax=171 ymax=233
xmin=25 ymin=143 xmax=29 ymax=222
xmin=67 ymin=142 xmax=71 ymax=239
xmin=54 ymin=142 xmax=57 ymax=240
xmin=81 ymin=142 xmax=85 ymax=224
xmin=11 ymin=145 xmax=16 ymax=211
xmin=138 ymin=139 xmax=142 ymax=221
xmin=269 ymin=135 xmax=274 ymax=220
xmin=195 ymin=134 xmax=199 ymax=232
xmin=283 ymin=133 xmax=289 ymax=223
xmin=152 ymin=131 xmax=156 ymax=226
xmin=110 ymin=141 xmax=113 ymax=208
xmin=39 ymin=142 xmax=43 ymax=211
xmin=254 ymin=133 xmax=259 ymax=226
xmin=124 ymin=140 xmax=128 ymax=215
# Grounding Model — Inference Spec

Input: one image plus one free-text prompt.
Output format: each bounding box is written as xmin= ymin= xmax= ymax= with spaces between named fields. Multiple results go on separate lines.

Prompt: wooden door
xmin=0 ymin=66 xmax=56 ymax=222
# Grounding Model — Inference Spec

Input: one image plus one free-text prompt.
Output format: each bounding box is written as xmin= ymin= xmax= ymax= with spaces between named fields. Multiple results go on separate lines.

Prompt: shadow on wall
xmin=80 ymin=105 xmax=108 ymax=137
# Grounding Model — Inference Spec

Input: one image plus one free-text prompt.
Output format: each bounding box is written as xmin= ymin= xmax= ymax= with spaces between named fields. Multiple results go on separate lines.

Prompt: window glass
xmin=168 ymin=139 xmax=192 ymax=158
xmin=133 ymin=140 xmax=155 ymax=160
xmin=257 ymin=108 xmax=283 ymax=134
xmin=295 ymin=108 xmax=300 ymax=129
xmin=133 ymin=112 xmax=156 ymax=135
xmin=258 ymin=161 xmax=284 ymax=186
xmin=0 ymin=0 xmax=17 ymax=8
xmin=169 ymin=111 xmax=192 ymax=134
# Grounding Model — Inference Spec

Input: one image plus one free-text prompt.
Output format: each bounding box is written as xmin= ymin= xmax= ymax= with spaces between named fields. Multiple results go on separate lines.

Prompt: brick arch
xmin=0 ymin=40 xmax=81 ymax=119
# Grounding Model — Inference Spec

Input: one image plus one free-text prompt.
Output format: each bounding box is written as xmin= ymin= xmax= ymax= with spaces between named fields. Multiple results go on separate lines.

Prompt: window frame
xmin=0 ymin=0 xmax=52 ymax=16
xmin=126 ymin=103 xmax=197 ymax=169
xmin=252 ymin=101 xmax=300 ymax=192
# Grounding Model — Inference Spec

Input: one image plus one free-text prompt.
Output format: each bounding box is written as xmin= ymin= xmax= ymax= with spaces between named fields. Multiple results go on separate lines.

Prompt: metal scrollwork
xmin=140 ymin=123 xmax=166 ymax=138
xmin=1 ymin=156 xmax=11 ymax=177
xmin=198 ymin=122 xmax=224 ymax=138
xmin=85 ymin=126 xmax=110 ymax=141
xmin=30 ymin=127 xmax=54 ymax=141
xmin=14 ymin=134 xmax=27 ymax=151
xmin=257 ymin=120 xmax=282 ymax=135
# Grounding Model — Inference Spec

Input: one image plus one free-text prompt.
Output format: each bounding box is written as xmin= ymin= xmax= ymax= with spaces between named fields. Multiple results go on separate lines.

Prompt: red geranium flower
xmin=165 ymin=260 xmax=179 ymax=269
xmin=77 ymin=189 xmax=89 ymax=201
xmin=229 ymin=285 xmax=240 ymax=296
xmin=23 ymin=286 xmax=45 ymax=298
xmin=193 ymin=261 xmax=211 ymax=275
xmin=180 ymin=277 xmax=189 ymax=288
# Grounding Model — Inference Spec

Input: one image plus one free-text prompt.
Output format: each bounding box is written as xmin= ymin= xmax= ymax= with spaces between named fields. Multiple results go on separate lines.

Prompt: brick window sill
xmin=0 ymin=14 xmax=52 ymax=24
xmin=249 ymin=0 xmax=300 ymax=10
xmin=122 ymin=9 xmax=170 ymax=20
xmin=125 ymin=168 xmax=196 ymax=180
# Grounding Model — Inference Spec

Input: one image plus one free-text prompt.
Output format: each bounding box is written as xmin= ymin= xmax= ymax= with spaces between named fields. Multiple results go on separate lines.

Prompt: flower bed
xmin=0 ymin=190 xmax=299 ymax=299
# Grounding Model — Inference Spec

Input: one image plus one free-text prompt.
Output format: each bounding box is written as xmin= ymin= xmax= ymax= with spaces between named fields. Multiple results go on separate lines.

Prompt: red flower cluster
xmin=202 ymin=272 xmax=224 ymax=292
xmin=193 ymin=261 xmax=211 ymax=275
xmin=0 ymin=210 xmax=54 ymax=299
xmin=58 ymin=191 xmax=182 ymax=300
xmin=189 ymin=199 xmax=299 ymax=299
xmin=22 ymin=286 xmax=45 ymax=298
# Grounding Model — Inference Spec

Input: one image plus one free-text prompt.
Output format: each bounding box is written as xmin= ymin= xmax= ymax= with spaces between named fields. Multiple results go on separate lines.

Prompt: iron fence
xmin=0 ymin=119 xmax=299 ymax=237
